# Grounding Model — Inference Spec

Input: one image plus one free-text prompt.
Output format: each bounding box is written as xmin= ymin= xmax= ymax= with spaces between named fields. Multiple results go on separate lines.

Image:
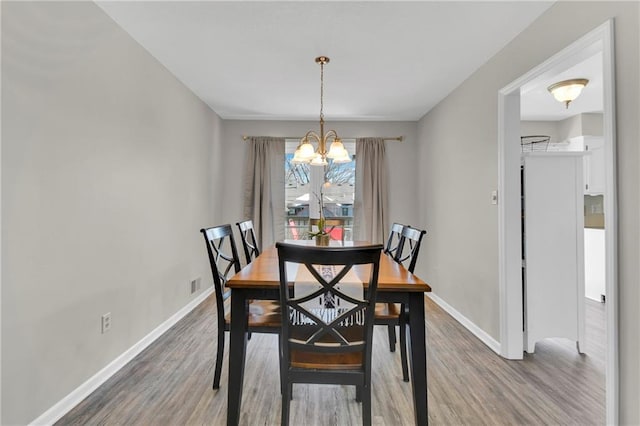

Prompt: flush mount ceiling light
xmin=547 ymin=78 xmax=589 ymax=109
xmin=292 ymin=56 xmax=351 ymax=166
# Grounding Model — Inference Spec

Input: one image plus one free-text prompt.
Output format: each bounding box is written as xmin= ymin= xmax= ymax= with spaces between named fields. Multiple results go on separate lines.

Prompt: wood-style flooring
xmin=57 ymin=295 xmax=605 ymax=425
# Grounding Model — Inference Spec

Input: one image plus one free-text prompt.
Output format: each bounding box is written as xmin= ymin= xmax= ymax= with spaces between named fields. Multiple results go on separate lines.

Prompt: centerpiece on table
xmin=308 ymin=187 xmax=334 ymax=246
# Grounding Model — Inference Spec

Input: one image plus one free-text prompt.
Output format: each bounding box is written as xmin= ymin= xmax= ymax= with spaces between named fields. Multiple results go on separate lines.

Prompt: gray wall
xmin=522 ymin=113 xmax=604 ymax=143
xmin=219 ymin=120 xmax=421 ymax=231
xmin=581 ymin=112 xmax=604 ymax=137
xmin=1 ymin=2 xmax=219 ymax=424
xmin=521 ymin=120 xmax=562 ymax=143
xmin=416 ymin=2 xmax=639 ymax=423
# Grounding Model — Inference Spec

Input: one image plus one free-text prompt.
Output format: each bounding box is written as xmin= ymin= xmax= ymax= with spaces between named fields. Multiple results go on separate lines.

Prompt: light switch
xmin=491 ymin=190 xmax=498 ymax=205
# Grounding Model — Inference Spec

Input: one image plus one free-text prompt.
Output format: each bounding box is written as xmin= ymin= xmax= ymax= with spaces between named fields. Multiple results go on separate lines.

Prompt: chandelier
xmin=292 ymin=56 xmax=351 ymax=166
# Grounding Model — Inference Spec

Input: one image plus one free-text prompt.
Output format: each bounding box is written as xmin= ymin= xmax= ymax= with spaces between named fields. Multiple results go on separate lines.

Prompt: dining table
xmin=225 ymin=240 xmax=432 ymax=425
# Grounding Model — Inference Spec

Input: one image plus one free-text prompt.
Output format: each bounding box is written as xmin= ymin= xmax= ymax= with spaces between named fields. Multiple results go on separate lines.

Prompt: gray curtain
xmin=354 ymin=137 xmax=389 ymax=244
xmin=243 ymin=137 xmax=285 ymax=248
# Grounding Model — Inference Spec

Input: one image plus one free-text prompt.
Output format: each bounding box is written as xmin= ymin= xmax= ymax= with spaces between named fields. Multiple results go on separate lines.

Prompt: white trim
xmin=29 ymin=288 xmax=214 ymax=426
xmin=427 ymin=293 xmax=501 ymax=355
xmin=497 ymin=19 xmax=618 ymax=425
xmin=0 ymin=4 xmax=4 ymax=422
xmin=497 ymin=90 xmax=524 ymax=359
xmin=600 ymin=19 xmax=618 ymax=426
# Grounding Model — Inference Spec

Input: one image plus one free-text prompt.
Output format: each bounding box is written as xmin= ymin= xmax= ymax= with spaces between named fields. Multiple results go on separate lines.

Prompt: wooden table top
xmin=228 ymin=240 xmax=431 ymax=293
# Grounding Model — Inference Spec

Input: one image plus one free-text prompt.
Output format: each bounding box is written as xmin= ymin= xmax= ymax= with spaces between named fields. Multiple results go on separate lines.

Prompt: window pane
xmin=285 ymin=140 xmax=355 ymax=241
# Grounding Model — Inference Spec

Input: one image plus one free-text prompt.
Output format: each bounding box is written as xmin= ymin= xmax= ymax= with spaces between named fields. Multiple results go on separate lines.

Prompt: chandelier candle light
xmin=292 ymin=56 xmax=352 ymax=166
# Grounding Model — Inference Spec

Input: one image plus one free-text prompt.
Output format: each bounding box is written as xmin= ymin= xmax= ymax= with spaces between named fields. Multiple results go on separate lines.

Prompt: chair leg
xmin=278 ymin=336 xmax=292 ymax=400
xmin=278 ymin=335 xmax=284 ymax=395
xmin=355 ymin=385 xmax=362 ymax=402
xmin=212 ymin=328 xmax=225 ymax=389
xmin=281 ymin=383 xmax=292 ymax=426
xmin=387 ymin=324 xmax=397 ymax=352
xmin=362 ymin=384 xmax=372 ymax=426
xmin=400 ymin=313 xmax=409 ymax=382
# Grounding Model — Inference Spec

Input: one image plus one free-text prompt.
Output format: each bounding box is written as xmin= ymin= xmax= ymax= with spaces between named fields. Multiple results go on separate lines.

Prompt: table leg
xmin=227 ymin=291 xmax=248 ymax=426
xmin=408 ymin=292 xmax=428 ymax=425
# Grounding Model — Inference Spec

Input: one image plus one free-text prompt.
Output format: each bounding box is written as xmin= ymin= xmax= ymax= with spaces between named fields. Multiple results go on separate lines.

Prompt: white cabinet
xmin=584 ymin=228 xmax=606 ymax=302
xmin=523 ymin=153 xmax=585 ymax=353
xmin=565 ymin=136 xmax=605 ymax=194
xmin=583 ymin=136 xmax=605 ymax=194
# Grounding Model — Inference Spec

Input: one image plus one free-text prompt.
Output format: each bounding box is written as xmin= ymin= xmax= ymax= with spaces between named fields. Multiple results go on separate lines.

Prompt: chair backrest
xmin=384 ymin=222 xmax=405 ymax=257
xmin=395 ymin=226 xmax=427 ymax=273
xmin=200 ymin=225 xmax=242 ymax=320
xmin=236 ymin=220 xmax=260 ymax=264
xmin=309 ymin=218 xmax=346 ymax=242
xmin=276 ymin=242 xmax=383 ymax=371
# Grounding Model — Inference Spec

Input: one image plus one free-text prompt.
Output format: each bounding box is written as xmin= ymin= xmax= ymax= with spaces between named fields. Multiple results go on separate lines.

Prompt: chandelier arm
xmin=324 ymin=129 xmax=339 ymax=142
xmin=304 ymin=131 xmax=322 ymax=145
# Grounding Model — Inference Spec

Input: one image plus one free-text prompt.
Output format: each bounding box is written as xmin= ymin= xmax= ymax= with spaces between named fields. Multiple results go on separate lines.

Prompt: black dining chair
xmin=375 ymin=223 xmax=428 ymax=382
xmin=200 ymin=224 xmax=280 ymax=389
xmin=383 ymin=222 xmax=404 ymax=257
xmin=395 ymin=226 xmax=427 ymax=274
xmin=389 ymin=225 xmax=427 ymax=381
xmin=236 ymin=219 xmax=260 ymax=264
xmin=276 ymin=242 xmax=383 ymax=426
xmin=375 ymin=222 xmax=409 ymax=381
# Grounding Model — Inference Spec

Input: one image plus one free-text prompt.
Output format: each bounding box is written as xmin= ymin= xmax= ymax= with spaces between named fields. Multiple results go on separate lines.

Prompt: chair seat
xmin=374 ymin=302 xmax=401 ymax=320
xmin=290 ymin=350 xmax=363 ymax=370
xmin=224 ymin=300 xmax=281 ymax=328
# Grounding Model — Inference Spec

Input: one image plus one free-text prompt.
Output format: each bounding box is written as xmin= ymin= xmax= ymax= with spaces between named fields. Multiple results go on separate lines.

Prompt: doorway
xmin=497 ymin=20 xmax=617 ymax=424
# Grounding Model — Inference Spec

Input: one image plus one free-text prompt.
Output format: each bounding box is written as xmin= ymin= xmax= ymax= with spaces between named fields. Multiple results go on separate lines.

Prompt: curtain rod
xmin=242 ymin=135 xmax=403 ymax=142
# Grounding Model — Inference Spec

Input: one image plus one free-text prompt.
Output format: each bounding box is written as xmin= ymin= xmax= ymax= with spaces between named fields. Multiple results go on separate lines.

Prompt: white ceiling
xmin=97 ymin=1 xmax=556 ymax=121
xmin=520 ymin=45 xmax=603 ymax=121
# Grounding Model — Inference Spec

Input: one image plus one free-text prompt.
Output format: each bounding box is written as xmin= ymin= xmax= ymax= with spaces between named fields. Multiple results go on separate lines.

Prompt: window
xmin=285 ymin=139 xmax=356 ymax=240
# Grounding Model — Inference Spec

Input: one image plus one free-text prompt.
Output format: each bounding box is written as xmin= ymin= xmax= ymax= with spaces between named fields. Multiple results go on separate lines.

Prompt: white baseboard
xmin=30 ymin=287 xmax=214 ymax=426
xmin=427 ymin=292 xmax=501 ymax=355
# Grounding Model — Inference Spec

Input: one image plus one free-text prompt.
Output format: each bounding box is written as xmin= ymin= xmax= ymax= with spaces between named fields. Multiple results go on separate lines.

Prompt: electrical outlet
xmin=101 ymin=312 xmax=112 ymax=334
xmin=190 ymin=277 xmax=201 ymax=294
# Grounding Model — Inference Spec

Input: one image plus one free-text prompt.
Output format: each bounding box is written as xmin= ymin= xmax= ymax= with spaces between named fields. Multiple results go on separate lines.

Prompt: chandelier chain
xmin=320 ymin=61 xmax=324 ymax=121
xmin=291 ymin=55 xmax=350 ymax=166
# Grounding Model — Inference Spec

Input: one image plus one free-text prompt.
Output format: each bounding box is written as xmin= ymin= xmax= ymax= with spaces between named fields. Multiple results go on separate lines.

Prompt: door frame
xmin=497 ymin=19 xmax=617 ymax=424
